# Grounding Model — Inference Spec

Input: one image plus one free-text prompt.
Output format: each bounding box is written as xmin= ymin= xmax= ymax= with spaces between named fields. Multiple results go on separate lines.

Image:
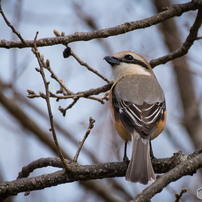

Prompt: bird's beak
xmin=104 ymin=56 xmax=120 ymax=65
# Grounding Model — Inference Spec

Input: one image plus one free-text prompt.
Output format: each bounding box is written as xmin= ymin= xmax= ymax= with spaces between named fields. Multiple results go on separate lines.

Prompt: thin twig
xmin=57 ymin=93 xmax=108 ymax=116
xmin=56 ymin=86 xmax=111 ymax=116
xmin=75 ymin=82 xmax=113 ymax=97
xmin=45 ymin=59 xmax=73 ymax=95
xmin=31 ymin=32 xmax=70 ymax=172
xmin=58 ymin=97 xmax=79 ymax=116
xmin=27 ymin=81 xmax=112 ymax=116
xmin=87 ymin=93 xmax=109 ymax=104
xmin=73 ymin=117 xmax=95 ymax=162
xmin=28 ymin=84 xmax=112 ymax=100
xmin=70 ymin=48 xmax=111 ymax=83
xmin=174 ymin=187 xmax=187 ymax=202
xmin=0 ymin=0 xmax=26 ymax=45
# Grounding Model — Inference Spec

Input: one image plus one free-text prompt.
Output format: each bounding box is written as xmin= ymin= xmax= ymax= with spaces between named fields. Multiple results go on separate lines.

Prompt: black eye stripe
xmin=119 ymin=57 xmax=149 ymax=69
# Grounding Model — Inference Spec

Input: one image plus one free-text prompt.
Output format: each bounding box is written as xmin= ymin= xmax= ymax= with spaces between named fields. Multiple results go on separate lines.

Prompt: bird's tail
xmin=125 ymin=135 xmax=155 ymax=184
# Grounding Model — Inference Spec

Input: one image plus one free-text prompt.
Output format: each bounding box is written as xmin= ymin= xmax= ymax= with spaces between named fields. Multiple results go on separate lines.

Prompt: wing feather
xmin=112 ymin=92 xmax=165 ymax=137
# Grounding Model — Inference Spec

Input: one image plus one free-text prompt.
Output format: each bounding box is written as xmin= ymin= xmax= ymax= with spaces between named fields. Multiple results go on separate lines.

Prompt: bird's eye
xmin=124 ymin=54 xmax=133 ymax=60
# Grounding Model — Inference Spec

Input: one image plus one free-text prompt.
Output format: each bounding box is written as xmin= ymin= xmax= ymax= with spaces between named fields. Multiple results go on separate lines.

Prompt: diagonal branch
xmin=0 ymin=1 xmax=201 ymax=49
xmin=69 ymin=47 xmax=111 ymax=83
xmin=73 ymin=117 xmax=95 ymax=162
xmin=0 ymin=0 xmax=26 ymax=44
xmin=150 ymin=8 xmax=202 ymax=68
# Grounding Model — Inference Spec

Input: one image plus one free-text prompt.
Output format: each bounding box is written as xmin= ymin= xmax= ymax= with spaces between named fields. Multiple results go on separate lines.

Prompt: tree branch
xmin=73 ymin=117 xmax=95 ymax=162
xmin=1 ymin=148 xmax=201 ymax=198
xmin=32 ymin=32 xmax=70 ymax=171
xmin=0 ymin=161 xmax=127 ymax=199
xmin=69 ymin=47 xmax=111 ymax=83
xmin=0 ymin=0 xmax=26 ymax=45
xmin=0 ymin=1 xmax=201 ymax=49
xmin=150 ymin=7 xmax=202 ymax=67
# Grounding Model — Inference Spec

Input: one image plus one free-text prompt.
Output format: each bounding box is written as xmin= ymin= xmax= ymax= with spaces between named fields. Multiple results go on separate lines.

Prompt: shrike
xmin=104 ymin=51 xmax=166 ymax=184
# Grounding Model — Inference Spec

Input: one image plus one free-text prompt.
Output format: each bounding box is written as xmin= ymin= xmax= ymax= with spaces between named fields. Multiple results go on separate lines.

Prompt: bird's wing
xmin=112 ymin=76 xmax=166 ymax=137
xmin=112 ymin=95 xmax=165 ymax=137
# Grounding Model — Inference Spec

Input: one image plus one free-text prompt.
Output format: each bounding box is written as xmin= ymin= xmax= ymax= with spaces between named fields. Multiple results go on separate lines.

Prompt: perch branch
xmin=0 ymin=148 xmax=201 ymax=198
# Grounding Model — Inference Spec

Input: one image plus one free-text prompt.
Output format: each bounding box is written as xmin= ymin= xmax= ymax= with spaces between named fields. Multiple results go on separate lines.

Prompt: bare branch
xmin=73 ymin=117 xmax=95 ymax=162
xmin=28 ymin=83 xmax=112 ymax=101
xmin=15 ymin=150 xmax=198 ymax=180
xmin=87 ymin=92 xmax=109 ymax=104
xmin=0 ymin=1 xmax=201 ymax=49
xmin=58 ymin=97 xmax=79 ymax=116
xmin=31 ymin=32 xmax=70 ymax=172
xmin=69 ymin=47 xmax=111 ymax=83
xmin=27 ymin=77 xmax=112 ymax=116
xmin=0 ymin=148 xmax=201 ymax=198
xmin=150 ymin=8 xmax=202 ymax=67
xmin=57 ymin=84 xmax=112 ymax=115
xmin=45 ymin=59 xmax=74 ymax=95
xmin=0 ymin=0 xmax=26 ymax=45
xmin=75 ymin=82 xmax=113 ymax=98
xmin=27 ymin=44 xmax=112 ymax=114
xmin=0 ymin=161 xmax=127 ymax=199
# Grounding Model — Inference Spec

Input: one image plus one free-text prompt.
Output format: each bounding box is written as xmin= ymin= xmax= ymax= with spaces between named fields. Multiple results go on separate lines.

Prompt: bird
xmin=104 ymin=51 xmax=166 ymax=184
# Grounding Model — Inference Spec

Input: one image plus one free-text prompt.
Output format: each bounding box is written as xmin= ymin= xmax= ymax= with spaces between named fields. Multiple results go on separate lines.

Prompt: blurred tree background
xmin=0 ymin=0 xmax=202 ymax=201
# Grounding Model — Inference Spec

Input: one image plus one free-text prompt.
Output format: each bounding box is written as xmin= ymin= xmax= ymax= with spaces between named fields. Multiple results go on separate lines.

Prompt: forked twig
xmin=44 ymin=59 xmax=73 ymax=95
xmin=174 ymin=187 xmax=187 ymax=202
xmin=31 ymin=32 xmax=70 ymax=172
xmin=58 ymin=97 xmax=79 ymax=116
xmin=73 ymin=117 xmax=95 ymax=162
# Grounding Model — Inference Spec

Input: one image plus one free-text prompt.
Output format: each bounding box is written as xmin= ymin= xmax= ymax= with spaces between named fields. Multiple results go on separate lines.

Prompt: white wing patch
xmin=113 ymin=99 xmax=165 ymax=136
